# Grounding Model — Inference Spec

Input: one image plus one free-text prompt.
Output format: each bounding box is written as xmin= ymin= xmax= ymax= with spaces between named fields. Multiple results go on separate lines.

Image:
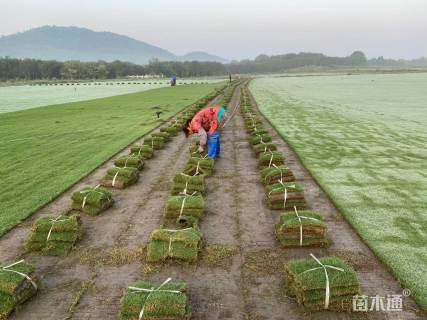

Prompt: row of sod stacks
xmin=284 ymin=255 xmax=360 ymax=311
xmin=71 ymin=186 xmax=114 ymax=216
xmin=275 ymin=210 xmax=329 ymax=247
xmin=0 ymin=260 xmax=38 ymax=319
xmin=25 ymin=215 xmax=81 ymax=256
xmin=101 ymin=166 xmax=139 ymax=189
xmin=241 ymin=85 xmax=361 ymax=312
xmin=119 ymin=280 xmax=191 ymax=320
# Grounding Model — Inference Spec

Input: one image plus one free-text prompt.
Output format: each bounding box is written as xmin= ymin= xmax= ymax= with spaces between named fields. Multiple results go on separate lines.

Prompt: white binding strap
xmin=1 ymin=260 xmax=38 ymax=290
xmin=300 ymin=253 xmax=344 ymax=309
xmin=112 ymin=171 xmax=120 ymax=187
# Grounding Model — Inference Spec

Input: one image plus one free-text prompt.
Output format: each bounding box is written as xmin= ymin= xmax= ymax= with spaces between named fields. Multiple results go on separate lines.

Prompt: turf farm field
xmin=0 ymin=82 xmax=222 ymax=235
xmin=250 ymin=73 xmax=427 ymax=310
xmin=0 ymin=79 xmax=222 ymax=113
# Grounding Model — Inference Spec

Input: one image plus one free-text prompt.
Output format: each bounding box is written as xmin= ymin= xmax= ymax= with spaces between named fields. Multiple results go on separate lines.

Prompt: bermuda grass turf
xmin=101 ymin=166 xmax=139 ymax=189
xmin=266 ymin=182 xmax=306 ymax=210
xmin=171 ymin=173 xmax=205 ymax=196
xmin=183 ymin=157 xmax=215 ymax=176
xmin=253 ymin=142 xmax=278 ymax=155
xmin=0 ymin=82 xmax=223 ymax=236
xmin=129 ymin=144 xmax=154 ymax=159
xmin=251 ymin=74 xmax=427 ymax=309
xmin=275 ymin=210 xmax=329 ymax=247
xmin=114 ymin=154 xmax=144 ymax=170
xmin=143 ymin=136 xmax=165 ymax=149
xmin=25 ymin=214 xmax=81 ymax=256
xmin=146 ymin=227 xmax=202 ymax=262
xmin=258 ymin=151 xmax=285 ymax=168
xmin=0 ymin=260 xmax=38 ymax=319
xmin=71 ymin=186 xmax=113 ymax=215
xmin=261 ymin=165 xmax=295 ymax=185
xmin=119 ymin=279 xmax=191 ymax=320
xmin=285 ymin=255 xmax=360 ymax=311
xmin=164 ymin=195 xmax=204 ymax=226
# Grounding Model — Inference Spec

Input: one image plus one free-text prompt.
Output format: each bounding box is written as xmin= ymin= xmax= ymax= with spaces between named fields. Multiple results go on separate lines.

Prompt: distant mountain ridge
xmin=0 ymin=26 xmax=228 ymax=64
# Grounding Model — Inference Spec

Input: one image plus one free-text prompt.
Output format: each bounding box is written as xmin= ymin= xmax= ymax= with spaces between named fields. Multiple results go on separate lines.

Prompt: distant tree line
xmin=1 ymin=51 xmax=426 ymax=81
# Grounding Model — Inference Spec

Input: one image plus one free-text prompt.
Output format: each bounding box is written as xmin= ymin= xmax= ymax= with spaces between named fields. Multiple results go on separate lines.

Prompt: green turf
xmin=250 ymin=73 xmax=427 ymax=310
xmin=0 ymin=83 xmax=222 ymax=236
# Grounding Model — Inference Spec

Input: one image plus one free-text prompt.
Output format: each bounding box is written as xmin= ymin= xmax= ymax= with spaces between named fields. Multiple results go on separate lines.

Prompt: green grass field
xmin=250 ymin=73 xmax=427 ymax=310
xmin=0 ymin=83 xmax=221 ymax=236
xmin=0 ymin=79 xmax=222 ymax=113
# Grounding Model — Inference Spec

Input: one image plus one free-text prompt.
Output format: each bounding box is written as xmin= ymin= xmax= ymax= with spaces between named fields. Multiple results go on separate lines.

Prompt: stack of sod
xmin=129 ymin=144 xmax=153 ymax=159
xmin=275 ymin=210 xmax=329 ymax=247
xmin=258 ymin=151 xmax=286 ymax=168
xmin=0 ymin=260 xmax=38 ymax=319
xmin=164 ymin=195 xmax=204 ymax=226
xmin=146 ymin=227 xmax=202 ymax=262
xmin=160 ymin=126 xmax=178 ymax=136
xmin=261 ymin=165 xmax=295 ymax=185
xmin=171 ymin=173 xmax=205 ymax=195
xmin=253 ymin=142 xmax=278 ymax=155
xmin=183 ymin=157 xmax=215 ymax=176
xmin=249 ymin=127 xmax=269 ymax=136
xmin=101 ymin=166 xmax=139 ymax=189
xmin=119 ymin=280 xmax=191 ymax=320
xmin=244 ymin=117 xmax=262 ymax=128
xmin=266 ymin=182 xmax=306 ymax=210
xmin=144 ymin=136 xmax=165 ymax=150
xmin=71 ymin=186 xmax=113 ymax=215
xmin=114 ymin=154 xmax=144 ymax=171
xmin=285 ymin=255 xmax=360 ymax=311
xmin=25 ymin=215 xmax=81 ymax=256
xmin=152 ymin=131 xmax=171 ymax=142
xmin=251 ymin=133 xmax=273 ymax=145
xmin=247 ymin=124 xmax=266 ymax=134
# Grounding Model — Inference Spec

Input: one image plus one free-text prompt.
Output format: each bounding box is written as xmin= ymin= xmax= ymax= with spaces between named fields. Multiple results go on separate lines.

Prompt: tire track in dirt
xmin=243 ymin=84 xmax=425 ymax=320
xmin=1 ymin=93 xmax=223 ymax=320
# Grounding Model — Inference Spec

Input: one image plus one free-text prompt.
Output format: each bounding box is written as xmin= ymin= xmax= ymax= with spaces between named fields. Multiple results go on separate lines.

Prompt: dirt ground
xmin=0 ymin=83 xmax=424 ymax=320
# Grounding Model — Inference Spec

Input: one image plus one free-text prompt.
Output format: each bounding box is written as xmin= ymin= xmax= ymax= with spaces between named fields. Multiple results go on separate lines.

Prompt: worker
xmin=171 ymin=75 xmax=177 ymax=86
xmin=183 ymin=105 xmax=227 ymax=159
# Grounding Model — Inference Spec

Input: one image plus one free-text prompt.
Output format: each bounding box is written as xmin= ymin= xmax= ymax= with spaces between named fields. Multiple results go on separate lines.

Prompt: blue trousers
xmin=207 ymin=131 xmax=220 ymax=159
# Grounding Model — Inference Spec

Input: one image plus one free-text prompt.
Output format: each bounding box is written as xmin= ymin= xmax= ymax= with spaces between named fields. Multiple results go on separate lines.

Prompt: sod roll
xmin=266 ymin=182 xmax=306 ymax=210
xmin=101 ymin=166 xmax=139 ymax=189
xmin=152 ymin=131 xmax=171 ymax=142
xmin=71 ymin=186 xmax=113 ymax=215
xmin=147 ymin=227 xmax=202 ymax=262
xmin=164 ymin=195 xmax=204 ymax=226
xmin=171 ymin=173 xmax=205 ymax=195
xmin=253 ymin=142 xmax=277 ymax=155
xmin=144 ymin=136 xmax=165 ymax=150
xmin=260 ymin=165 xmax=295 ymax=185
xmin=258 ymin=151 xmax=286 ymax=168
xmin=183 ymin=157 xmax=215 ymax=176
xmin=114 ymin=155 xmax=144 ymax=171
xmin=130 ymin=144 xmax=154 ymax=159
xmin=251 ymin=133 xmax=273 ymax=145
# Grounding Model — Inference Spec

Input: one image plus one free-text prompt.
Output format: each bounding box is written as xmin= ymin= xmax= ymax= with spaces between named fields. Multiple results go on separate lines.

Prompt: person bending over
xmin=183 ymin=105 xmax=226 ymax=159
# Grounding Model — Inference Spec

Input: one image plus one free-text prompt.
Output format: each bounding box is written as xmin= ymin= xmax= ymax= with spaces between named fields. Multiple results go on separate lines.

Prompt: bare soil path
xmin=1 ymin=82 xmax=424 ymax=320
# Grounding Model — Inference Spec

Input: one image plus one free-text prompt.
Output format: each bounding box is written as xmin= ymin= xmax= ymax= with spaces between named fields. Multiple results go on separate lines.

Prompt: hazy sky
xmin=1 ymin=0 xmax=426 ymax=60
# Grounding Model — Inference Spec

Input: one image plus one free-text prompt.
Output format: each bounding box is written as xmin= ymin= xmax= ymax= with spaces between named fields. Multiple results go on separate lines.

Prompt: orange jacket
xmin=189 ymin=105 xmax=221 ymax=136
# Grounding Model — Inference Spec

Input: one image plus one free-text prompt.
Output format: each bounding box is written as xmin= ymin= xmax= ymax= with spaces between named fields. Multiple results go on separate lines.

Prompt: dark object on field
xmin=0 ymin=260 xmax=38 ymax=319
xmin=71 ymin=186 xmax=113 ymax=215
xmin=25 ymin=215 xmax=81 ymax=256
xmin=156 ymin=111 xmax=163 ymax=118
xmin=119 ymin=279 xmax=191 ymax=319
xmin=284 ymin=255 xmax=360 ymax=311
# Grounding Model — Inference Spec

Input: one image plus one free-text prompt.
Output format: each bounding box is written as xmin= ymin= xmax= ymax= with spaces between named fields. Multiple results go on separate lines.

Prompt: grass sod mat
xmin=152 ymin=131 xmax=171 ymax=142
xmin=146 ymin=227 xmax=202 ymax=262
xmin=129 ymin=144 xmax=154 ymax=159
xmin=247 ymin=124 xmax=267 ymax=135
xmin=252 ymin=142 xmax=278 ymax=154
xmin=171 ymin=173 xmax=205 ymax=196
xmin=258 ymin=151 xmax=286 ymax=168
xmin=119 ymin=280 xmax=191 ymax=320
xmin=160 ymin=126 xmax=178 ymax=136
xmin=0 ymin=260 xmax=38 ymax=319
xmin=101 ymin=166 xmax=139 ymax=189
xmin=275 ymin=210 xmax=329 ymax=247
xmin=114 ymin=154 xmax=144 ymax=171
xmin=71 ymin=186 xmax=113 ymax=215
xmin=249 ymin=128 xmax=270 ymax=136
xmin=285 ymin=255 xmax=360 ymax=311
xmin=260 ymin=165 xmax=295 ymax=185
xmin=266 ymin=182 xmax=306 ymax=210
xmin=164 ymin=195 xmax=204 ymax=227
xmin=182 ymin=157 xmax=215 ymax=176
xmin=144 ymin=136 xmax=166 ymax=150
xmin=25 ymin=214 xmax=81 ymax=256
xmin=251 ymin=133 xmax=273 ymax=145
